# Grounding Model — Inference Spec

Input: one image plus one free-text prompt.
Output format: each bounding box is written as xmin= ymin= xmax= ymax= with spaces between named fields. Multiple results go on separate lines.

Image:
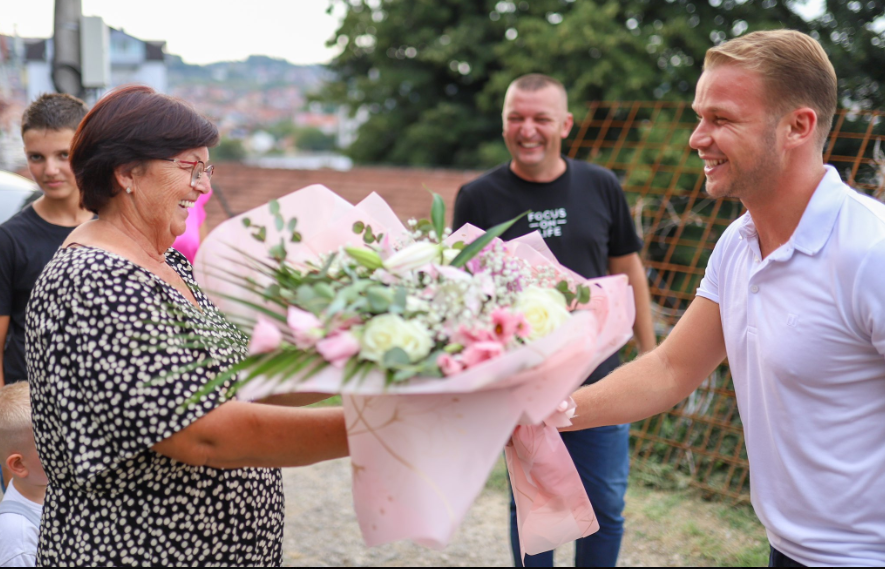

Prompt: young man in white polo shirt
xmin=566 ymin=30 xmax=885 ymax=567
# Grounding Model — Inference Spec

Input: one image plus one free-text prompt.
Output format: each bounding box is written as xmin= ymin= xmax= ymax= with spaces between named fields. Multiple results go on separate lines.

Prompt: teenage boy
xmin=0 ymin=93 xmax=91 ymax=388
xmin=0 ymin=382 xmax=47 ymax=567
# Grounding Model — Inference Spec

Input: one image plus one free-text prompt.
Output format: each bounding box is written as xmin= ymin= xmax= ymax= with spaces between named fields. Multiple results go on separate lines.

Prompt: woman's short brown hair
xmin=705 ymin=30 xmax=837 ymax=149
xmin=70 ymin=85 xmax=219 ymax=213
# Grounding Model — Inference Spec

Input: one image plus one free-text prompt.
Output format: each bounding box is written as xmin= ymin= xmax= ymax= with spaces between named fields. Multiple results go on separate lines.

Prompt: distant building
xmin=23 ymin=28 xmax=167 ymax=102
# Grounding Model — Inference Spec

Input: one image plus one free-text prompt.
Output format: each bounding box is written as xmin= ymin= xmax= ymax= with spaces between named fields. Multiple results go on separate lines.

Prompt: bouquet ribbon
xmin=195 ymin=185 xmax=635 ymax=555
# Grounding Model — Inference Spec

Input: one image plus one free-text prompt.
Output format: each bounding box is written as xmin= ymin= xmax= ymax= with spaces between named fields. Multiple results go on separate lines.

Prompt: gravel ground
xmin=280 ymin=458 xmax=653 ymax=568
xmin=280 ymin=458 xmax=769 ymax=567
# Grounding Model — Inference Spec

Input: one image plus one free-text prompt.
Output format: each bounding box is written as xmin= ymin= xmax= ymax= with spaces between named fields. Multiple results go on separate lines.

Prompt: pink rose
xmin=248 ymin=315 xmax=283 ymax=355
xmin=437 ymin=353 xmax=464 ymax=376
xmin=461 ymin=341 xmax=505 ymax=368
xmin=316 ymin=331 xmax=361 ymax=369
xmin=287 ymin=306 xmax=323 ymax=349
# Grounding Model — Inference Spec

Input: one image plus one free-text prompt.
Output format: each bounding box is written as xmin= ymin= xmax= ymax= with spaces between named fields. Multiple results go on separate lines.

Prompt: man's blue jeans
xmin=510 ymin=424 xmax=631 ymax=567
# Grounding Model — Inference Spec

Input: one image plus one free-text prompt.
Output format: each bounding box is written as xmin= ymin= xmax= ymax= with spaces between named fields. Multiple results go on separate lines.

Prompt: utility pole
xmin=52 ymin=0 xmax=83 ymax=96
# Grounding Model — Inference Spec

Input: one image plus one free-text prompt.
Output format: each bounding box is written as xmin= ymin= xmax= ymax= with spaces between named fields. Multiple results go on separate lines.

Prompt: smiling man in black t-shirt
xmin=453 ymin=74 xmax=655 ymax=567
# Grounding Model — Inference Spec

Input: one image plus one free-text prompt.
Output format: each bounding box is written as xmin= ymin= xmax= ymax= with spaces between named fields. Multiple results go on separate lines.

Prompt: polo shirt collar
xmin=738 ymin=165 xmax=848 ymax=257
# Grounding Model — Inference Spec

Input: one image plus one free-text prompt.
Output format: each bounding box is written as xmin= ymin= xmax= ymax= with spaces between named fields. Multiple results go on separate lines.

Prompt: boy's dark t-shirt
xmin=0 ymin=205 xmax=79 ymax=383
xmin=453 ymin=157 xmax=642 ymax=384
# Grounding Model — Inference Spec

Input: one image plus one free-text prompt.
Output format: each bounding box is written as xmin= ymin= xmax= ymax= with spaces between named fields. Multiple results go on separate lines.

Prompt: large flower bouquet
xmin=193 ymin=185 xmax=635 ymax=556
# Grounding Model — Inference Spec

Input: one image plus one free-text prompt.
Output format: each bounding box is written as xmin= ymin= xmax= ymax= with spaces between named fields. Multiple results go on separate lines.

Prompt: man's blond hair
xmin=705 ymin=30 xmax=837 ymax=148
xmin=0 ymin=383 xmax=34 ymax=462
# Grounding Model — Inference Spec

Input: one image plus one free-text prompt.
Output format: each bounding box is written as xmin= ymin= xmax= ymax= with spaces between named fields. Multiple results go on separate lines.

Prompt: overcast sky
xmin=0 ymin=0 xmax=345 ymax=65
xmin=1 ymin=0 xmax=842 ymax=67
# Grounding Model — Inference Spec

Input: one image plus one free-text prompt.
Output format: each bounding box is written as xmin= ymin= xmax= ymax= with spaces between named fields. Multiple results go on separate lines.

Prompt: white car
xmin=0 ymin=171 xmax=39 ymax=224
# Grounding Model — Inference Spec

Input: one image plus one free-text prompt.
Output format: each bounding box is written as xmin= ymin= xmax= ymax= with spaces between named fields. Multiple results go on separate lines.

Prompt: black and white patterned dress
xmin=26 ymin=246 xmax=284 ymax=566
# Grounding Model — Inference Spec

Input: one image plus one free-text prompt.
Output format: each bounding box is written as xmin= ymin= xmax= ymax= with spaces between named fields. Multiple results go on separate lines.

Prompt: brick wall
xmin=205 ymin=163 xmax=484 ymax=232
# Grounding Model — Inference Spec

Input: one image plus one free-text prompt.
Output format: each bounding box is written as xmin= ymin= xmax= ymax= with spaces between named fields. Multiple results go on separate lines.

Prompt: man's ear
xmin=561 ymin=112 xmax=574 ymax=139
xmin=783 ymin=107 xmax=818 ymax=150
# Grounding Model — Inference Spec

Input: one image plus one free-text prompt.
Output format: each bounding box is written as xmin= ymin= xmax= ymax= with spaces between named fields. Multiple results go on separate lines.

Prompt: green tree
xmin=321 ymin=0 xmax=884 ymax=168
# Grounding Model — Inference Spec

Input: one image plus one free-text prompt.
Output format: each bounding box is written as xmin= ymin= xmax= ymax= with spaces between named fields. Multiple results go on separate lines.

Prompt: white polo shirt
xmin=697 ymin=166 xmax=885 ymax=567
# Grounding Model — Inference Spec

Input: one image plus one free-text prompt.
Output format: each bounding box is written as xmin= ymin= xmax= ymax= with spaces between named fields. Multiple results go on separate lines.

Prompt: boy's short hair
xmin=21 ymin=93 xmax=89 ymax=135
xmin=0 ymin=383 xmax=33 ymax=462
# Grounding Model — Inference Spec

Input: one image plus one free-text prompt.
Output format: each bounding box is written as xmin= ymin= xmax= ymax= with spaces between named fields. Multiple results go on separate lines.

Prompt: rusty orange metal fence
xmin=568 ymin=102 xmax=885 ymax=501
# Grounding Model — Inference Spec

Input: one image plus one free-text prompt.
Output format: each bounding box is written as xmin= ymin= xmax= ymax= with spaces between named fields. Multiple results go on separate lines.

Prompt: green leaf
xmin=291 ymin=231 xmax=302 ymax=243
xmin=269 ymin=199 xmax=280 ymax=216
xmin=242 ymin=217 xmax=252 ymax=228
xmin=269 ymin=239 xmax=287 ymax=262
xmin=313 ymin=282 xmax=336 ymax=300
xmin=449 ymin=211 xmax=528 ymax=268
xmin=391 ymin=287 xmax=408 ymax=314
xmin=430 ymin=192 xmax=446 ymax=241
xmin=252 ymin=225 xmax=267 ymax=243
xmin=353 ymin=221 xmax=365 ymax=234
xmin=382 ymin=347 xmax=411 ymax=368
xmin=416 ymin=219 xmax=434 ymax=235
xmin=452 ymin=241 xmax=465 ymax=250
xmin=577 ymin=285 xmax=591 ymax=305
xmin=274 ymin=214 xmax=284 ymax=232
xmin=342 ymin=357 xmax=362 ymax=384
xmin=363 ymin=225 xmax=375 ymax=244
xmin=287 ymin=217 xmax=298 ymax=232
xmin=556 ymin=280 xmax=571 ymax=293
xmin=367 ymin=286 xmax=393 ymax=312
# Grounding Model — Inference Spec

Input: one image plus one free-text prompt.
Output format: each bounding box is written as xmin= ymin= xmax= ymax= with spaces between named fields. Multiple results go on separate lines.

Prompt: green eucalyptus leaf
xmin=313 ymin=282 xmax=336 ymax=300
xmin=382 ymin=347 xmax=411 ymax=368
xmin=578 ymin=285 xmax=591 ymax=305
xmin=274 ymin=214 xmax=284 ymax=232
xmin=269 ymin=239 xmax=287 ymax=262
xmin=252 ymin=226 xmax=267 ymax=243
xmin=291 ymin=231 xmax=302 ymax=243
xmin=449 ymin=212 xmax=528 ymax=268
xmin=269 ymin=199 xmax=280 ymax=216
xmin=242 ymin=217 xmax=252 ymax=228
xmin=367 ymin=286 xmax=393 ymax=312
xmin=287 ymin=217 xmax=298 ymax=232
xmin=391 ymin=287 xmax=407 ymax=313
xmin=353 ymin=221 xmax=365 ymax=234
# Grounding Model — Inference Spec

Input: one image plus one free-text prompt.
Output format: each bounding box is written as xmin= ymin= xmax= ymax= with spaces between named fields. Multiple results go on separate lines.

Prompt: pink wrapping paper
xmin=194 ymin=185 xmax=635 ymax=554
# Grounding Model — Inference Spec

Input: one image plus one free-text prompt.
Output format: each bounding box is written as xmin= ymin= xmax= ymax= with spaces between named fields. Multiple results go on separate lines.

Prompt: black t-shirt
xmin=453 ymin=157 xmax=642 ymax=384
xmin=0 ymin=205 xmax=79 ymax=383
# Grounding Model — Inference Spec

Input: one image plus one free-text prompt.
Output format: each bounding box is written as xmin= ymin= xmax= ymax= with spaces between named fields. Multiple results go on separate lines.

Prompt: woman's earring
xmin=126 ymin=187 xmax=133 ymax=194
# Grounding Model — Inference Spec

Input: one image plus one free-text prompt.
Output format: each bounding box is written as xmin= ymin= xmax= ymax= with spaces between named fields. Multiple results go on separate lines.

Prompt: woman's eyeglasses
xmin=163 ymin=158 xmax=215 ymax=187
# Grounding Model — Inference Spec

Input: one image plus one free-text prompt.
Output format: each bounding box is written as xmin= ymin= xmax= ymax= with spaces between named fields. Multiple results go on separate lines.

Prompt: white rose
xmin=359 ymin=314 xmax=434 ymax=363
xmin=513 ymin=286 xmax=571 ymax=341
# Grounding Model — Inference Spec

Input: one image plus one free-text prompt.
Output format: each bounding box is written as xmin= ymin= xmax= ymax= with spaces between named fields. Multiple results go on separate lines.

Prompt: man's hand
xmin=565 ymin=297 xmax=726 ymax=431
xmin=609 ymin=253 xmax=656 ymax=353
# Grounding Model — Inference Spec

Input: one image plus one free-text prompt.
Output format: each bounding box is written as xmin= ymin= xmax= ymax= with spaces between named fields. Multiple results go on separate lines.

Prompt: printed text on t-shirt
xmin=528 ymin=208 xmax=567 ymax=238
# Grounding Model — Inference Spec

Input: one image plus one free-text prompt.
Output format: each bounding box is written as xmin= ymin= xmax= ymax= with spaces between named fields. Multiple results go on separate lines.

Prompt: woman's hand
xmin=152 ymin=400 xmax=348 ymax=469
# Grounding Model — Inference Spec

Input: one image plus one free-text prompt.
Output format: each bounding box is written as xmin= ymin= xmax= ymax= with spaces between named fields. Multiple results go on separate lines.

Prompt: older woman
xmin=25 ymin=85 xmax=347 ymax=566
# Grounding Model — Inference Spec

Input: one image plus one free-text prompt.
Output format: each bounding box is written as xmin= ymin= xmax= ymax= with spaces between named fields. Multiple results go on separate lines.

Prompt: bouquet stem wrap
xmin=194 ymin=185 xmax=635 ymax=555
